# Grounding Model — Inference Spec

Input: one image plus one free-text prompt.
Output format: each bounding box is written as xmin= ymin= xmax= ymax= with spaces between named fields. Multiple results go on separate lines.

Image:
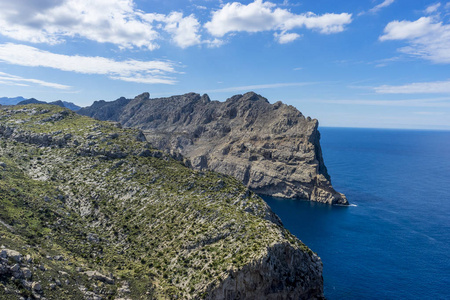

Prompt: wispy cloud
xmin=374 ymin=80 xmax=450 ymax=94
xmin=358 ymin=0 xmax=395 ymax=16
xmin=0 ymin=71 xmax=71 ymax=90
xmin=369 ymin=0 xmax=395 ymax=14
xmin=413 ymin=111 xmax=446 ymax=115
xmin=205 ymin=82 xmax=314 ymax=93
xmin=0 ymin=43 xmax=179 ymax=85
xmin=379 ymin=5 xmax=450 ymax=63
xmin=425 ymin=3 xmax=441 ymax=14
xmin=318 ymin=97 xmax=450 ymax=108
xmin=204 ymin=0 xmax=352 ymax=44
xmin=372 ymin=56 xmax=402 ymax=67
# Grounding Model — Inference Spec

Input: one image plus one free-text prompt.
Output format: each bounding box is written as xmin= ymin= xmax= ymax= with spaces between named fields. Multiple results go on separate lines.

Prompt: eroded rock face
xmin=206 ymin=243 xmax=324 ymax=300
xmin=78 ymin=92 xmax=347 ymax=205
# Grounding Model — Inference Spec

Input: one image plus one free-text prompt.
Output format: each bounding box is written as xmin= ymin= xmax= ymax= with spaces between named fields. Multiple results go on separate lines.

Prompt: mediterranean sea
xmin=263 ymin=127 xmax=450 ymax=299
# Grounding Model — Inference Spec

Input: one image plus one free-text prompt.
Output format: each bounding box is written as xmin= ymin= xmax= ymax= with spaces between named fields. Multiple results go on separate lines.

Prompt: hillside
xmin=0 ymin=104 xmax=324 ymax=299
xmin=78 ymin=92 xmax=348 ymax=205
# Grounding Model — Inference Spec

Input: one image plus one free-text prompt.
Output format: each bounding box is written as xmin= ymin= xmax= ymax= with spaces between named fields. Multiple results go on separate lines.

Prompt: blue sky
xmin=0 ymin=0 xmax=449 ymax=129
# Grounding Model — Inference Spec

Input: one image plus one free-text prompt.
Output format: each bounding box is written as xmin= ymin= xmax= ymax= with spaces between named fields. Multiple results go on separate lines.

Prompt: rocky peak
xmin=225 ymin=91 xmax=269 ymax=105
xmin=135 ymin=92 xmax=150 ymax=101
xmin=201 ymin=93 xmax=211 ymax=103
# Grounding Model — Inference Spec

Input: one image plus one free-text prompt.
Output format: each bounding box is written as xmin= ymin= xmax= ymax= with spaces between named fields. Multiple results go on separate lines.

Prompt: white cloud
xmin=318 ymin=97 xmax=450 ymax=108
xmin=0 ymin=0 xmax=353 ymax=48
xmin=368 ymin=0 xmax=395 ymax=14
xmin=204 ymin=38 xmax=226 ymax=48
xmin=380 ymin=17 xmax=440 ymax=40
xmin=374 ymin=80 xmax=450 ymax=94
xmin=425 ymin=3 xmax=441 ymax=14
xmin=0 ymin=43 xmax=178 ymax=84
xmin=282 ymin=12 xmax=353 ymax=34
xmin=274 ymin=32 xmax=301 ymax=44
xmin=204 ymin=0 xmax=352 ymax=43
xmin=0 ymin=71 xmax=71 ymax=90
xmin=0 ymin=0 xmax=203 ymax=50
xmin=164 ymin=12 xmax=202 ymax=48
xmin=380 ymin=14 xmax=450 ymax=63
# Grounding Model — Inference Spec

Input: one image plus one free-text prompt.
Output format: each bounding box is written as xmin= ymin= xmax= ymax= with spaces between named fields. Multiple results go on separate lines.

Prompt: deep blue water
xmin=263 ymin=128 xmax=450 ymax=299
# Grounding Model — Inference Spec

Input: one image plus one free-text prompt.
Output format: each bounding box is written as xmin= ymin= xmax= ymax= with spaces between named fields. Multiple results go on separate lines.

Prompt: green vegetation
xmin=0 ymin=104 xmax=314 ymax=299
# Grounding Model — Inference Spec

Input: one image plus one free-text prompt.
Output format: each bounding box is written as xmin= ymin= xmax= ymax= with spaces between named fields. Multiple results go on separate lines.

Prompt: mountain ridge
xmin=78 ymin=92 xmax=348 ymax=205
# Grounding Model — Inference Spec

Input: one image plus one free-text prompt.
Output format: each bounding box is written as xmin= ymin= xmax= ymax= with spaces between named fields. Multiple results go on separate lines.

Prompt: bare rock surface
xmin=206 ymin=242 xmax=324 ymax=300
xmin=79 ymin=92 xmax=347 ymax=204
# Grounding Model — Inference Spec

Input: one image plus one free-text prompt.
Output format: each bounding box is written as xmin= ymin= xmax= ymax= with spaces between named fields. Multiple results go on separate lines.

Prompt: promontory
xmin=79 ymin=91 xmax=348 ymax=205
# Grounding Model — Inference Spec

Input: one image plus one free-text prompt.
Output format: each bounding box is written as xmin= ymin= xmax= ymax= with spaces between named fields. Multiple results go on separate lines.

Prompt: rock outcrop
xmin=206 ymin=243 xmax=324 ymax=300
xmin=0 ymin=104 xmax=325 ymax=299
xmin=79 ymin=92 xmax=347 ymax=205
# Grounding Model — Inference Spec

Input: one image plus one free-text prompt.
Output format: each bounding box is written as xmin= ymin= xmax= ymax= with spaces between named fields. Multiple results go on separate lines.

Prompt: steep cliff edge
xmin=0 ymin=104 xmax=324 ymax=299
xmin=79 ymin=92 xmax=347 ymax=205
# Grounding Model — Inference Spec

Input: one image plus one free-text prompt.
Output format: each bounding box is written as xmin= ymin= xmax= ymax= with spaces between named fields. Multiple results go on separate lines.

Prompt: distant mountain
xmin=17 ymin=98 xmax=48 ymax=105
xmin=0 ymin=96 xmax=26 ymax=105
xmin=60 ymin=100 xmax=81 ymax=111
xmin=1 ymin=96 xmax=81 ymax=111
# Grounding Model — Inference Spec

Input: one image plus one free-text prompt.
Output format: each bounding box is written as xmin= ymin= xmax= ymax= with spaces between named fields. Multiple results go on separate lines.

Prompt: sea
xmin=263 ymin=127 xmax=450 ymax=300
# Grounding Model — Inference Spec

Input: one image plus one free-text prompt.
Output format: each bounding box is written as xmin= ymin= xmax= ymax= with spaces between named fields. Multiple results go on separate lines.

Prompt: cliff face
xmin=206 ymin=243 xmax=324 ymax=300
xmin=79 ymin=92 xmax=347 ymax=205
xmin=0 ymin=104 xmax=324 ymax=299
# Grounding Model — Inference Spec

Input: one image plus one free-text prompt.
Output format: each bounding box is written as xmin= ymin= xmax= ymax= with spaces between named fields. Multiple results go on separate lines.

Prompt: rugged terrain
xmin=0 ymin=104 xmax=324 ymax=299
xmin=79 ymin=92 xmax=347 ymax=205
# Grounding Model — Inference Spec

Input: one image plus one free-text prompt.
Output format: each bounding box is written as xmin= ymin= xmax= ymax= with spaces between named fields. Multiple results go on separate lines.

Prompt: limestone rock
xmin=0 ymin=248 xmax=22 ymax=262
xmin=22 ymin=267 xmax=32 ymax=279
xmin=32 ymin=281 xmax=41 ymax=291
xmin=83 ymin=271 xmax=114 ymax=284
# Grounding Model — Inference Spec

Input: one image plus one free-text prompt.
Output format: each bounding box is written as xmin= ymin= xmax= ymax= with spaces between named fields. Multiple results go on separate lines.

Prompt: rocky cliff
xmin=79 ymin=92 xmax=347 ymax=205
xmin=0 ymin=104 xmax=324 ymax=299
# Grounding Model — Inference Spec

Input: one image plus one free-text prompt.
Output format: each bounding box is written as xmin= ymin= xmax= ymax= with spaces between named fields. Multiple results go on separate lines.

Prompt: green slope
xmin=0 ymin=104 xmax=323 ymax=299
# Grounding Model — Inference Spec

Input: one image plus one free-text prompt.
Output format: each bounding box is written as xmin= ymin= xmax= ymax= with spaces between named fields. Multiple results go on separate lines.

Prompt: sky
xmin=0 ymin=0 xmax=449 ymax=130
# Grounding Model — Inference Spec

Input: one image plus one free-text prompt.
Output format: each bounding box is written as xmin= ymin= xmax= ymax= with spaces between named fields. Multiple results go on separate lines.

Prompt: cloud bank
xmin=0 ymin=43 xmax=178 ymax=84
xmin=0 ymin=0 xmax=202 ymax=50
xmin=0 ymin=0 xmax=352 ymax=49
xmin=205 ymin=0 xmax=352 ymax=43
xmin=375 ymin=80 xmax=450 ymax=94
xmin=0 ymin=71 xmax=71 ymax=90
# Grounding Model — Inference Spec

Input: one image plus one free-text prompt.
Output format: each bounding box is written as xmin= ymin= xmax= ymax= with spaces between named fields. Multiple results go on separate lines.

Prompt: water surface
xmin=263 ymin=128 xmax=450 ymax=299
